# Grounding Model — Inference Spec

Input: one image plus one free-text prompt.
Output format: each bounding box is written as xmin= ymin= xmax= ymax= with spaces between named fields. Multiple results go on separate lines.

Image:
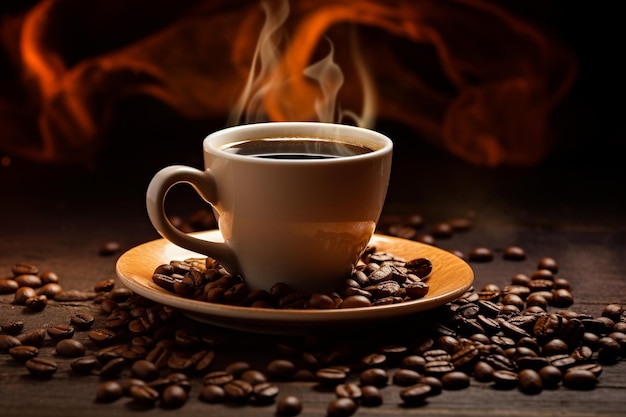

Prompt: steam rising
xmin=228 ymin=0 xmax=376 ymax=128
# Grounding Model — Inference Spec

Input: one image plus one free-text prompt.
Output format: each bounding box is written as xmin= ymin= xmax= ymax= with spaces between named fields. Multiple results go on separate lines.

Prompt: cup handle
xmin=146 ymin=165 xmax=240 ymax=276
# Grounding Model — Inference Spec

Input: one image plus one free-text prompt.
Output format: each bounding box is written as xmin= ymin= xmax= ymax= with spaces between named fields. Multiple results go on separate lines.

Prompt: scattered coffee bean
xmin=25 ymin=357 xmax=58 ymax=377
xmin=129 ymin=384 xmax=160 ymax=405
xmin=96 ymin=381 xmax=124 ymax=403
xmin=360 ymin=385 xmax=383 ymax=406
xmin=0 ymin=320 xmax=24 ymax=335
xmin=276 ymin=395 xmax=303 ymax=416
xmin=327 ymin=397 xmax=357 ymax=417
xmin=0 ymin=279 xmax=19 ymax=294
xmin=468 ymin=247 xmax=493 ymax=262
xmin=253 ymin=382 xmax=280 ymax=404
xmin=99 ymin=241 xmax=121 ymax=256
xmin=47 ymin=323 xmax=75 ymax=341
xmin=71 ymin=356 xmax=99 ymax=374
xmin=503 ymin=246 xmax=526 ymax=260
xmin=518 ymin=369 xmax=543 ymax=395
xmin=161 ymin=384 xmax=188 ymax=408
xmin=199 ymin=384 xmax=225 ymax=403
xmin=70 ymin=312 xmax=95 ymax=330
xmin=9 ymin=345 xmax=38 ymax=362
xmin=24 ymin=294 xmax=48 ymax=312
xmin=56 ymin=339 xmax=86 ymax=357
xmin=440 ymin=371 xmax=470 ymax=390
xmin=399 ymin=383 xmax=432 ymax=405
xmin=562 ymin=369 xmax=597 ymax=390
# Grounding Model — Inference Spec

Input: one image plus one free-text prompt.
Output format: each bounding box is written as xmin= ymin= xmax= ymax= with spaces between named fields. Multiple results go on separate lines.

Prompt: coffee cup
xmin=146 ymin=122 xmax=393 ymax=292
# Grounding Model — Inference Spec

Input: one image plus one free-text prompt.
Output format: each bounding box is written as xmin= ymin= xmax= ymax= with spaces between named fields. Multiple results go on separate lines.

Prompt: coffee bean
xmin=266 ymin=359 xmax=296 ymax=381
xmin=99 ymin=241 xmax=121 ymax=256
xmin=24 ymin=294 xmax=48 ymax=312
xmin=468 ymin=247 xmax=493 ymax=262
xmin=25 ymin=357 xmax=58 ymax=377
xmin=129 ymin=384 xmax=160 ymax=405
xmin=552 ymin=289 xmax=574 ymax=308
xmin=492 ymin=370 xmax=518 ymax=389
xmin=40 ymin=271 xmax=59 ymax=284
xmin=12 ymin=263 xmax=39 ymax=276
xmin=360 ymin=385 xmax=383 ymax=407
xmin=601 ymin=303 xmax=623 ymax=322
xmin=38 ymin=283 xmax=63 ymax=299
xmin=276 ymin=395 xmax=302 ymax=416
xmin=0 ymin=279 xmax=19 ymax=294
xmin=99 ymin=357 xmax=127 ymax=378
xmin=203 ymin=370 xmax=234 ymax=386
xmin=253 ymin=382 xmax=280 ymax=404
xmin=14 ymin=287 xmax=37 ymax=305
xmin=199 ymin=384 xmax=225 ymax=403
xmin=431 ymin=222 xmax=452 ymax=238
xmin=14 ymin=274 xmax=41 ymax=288
xmin=131 ymin=359 xmax=159 ymax=381
xmin=441 ymin=371 xmax=470 ymax=390
xmin=16 ymin=328 xmax=46 ymax=347
xmin=161 ymin=385 xmax=188 ymax=408
xmin=316 ymin=367 xmax=348 ymax=386
xmin=542 ymin=339 xmax=569 ymax=356
xmin=597 ymin=336 xmax=621 ymax=364
xmin=88 ymin=328 xmax=118 ymax=346
xmin=96 ymin=381 xmax=124 ymax=403
xmin=0 ymin=335 xmax=22 ymax=351
xmin=538 ymin=365 xmax=562 ymax=388
xmin=224 ymin=380 xmax=253 ymax=403
xmin=359 ymin=367 xmax=388 ymax=387
xmin=415 ymin=234 xmax=435 ymax=245
xmin=335 ymin=383 xmax=362 ymax=400
xmin=503 ymin=246 xmax=526 ymax=260
xmin=327 ymin=397 xmax=357 ymax=417
xmin=562 ymin=369 xmax=597 ymax=390
xmin=473 ymin=361 xmax=494 ymax=382
xmin=220 ymin=351 xmax=249 ymax=371
xmin=93 ymin=278 xmax=115 ymax=293
xmin=240 ymin=369 xmax=267 ymax=385
xmin=47 ymin=323 xmax=75 ymax=341
xmin=71 ymin=356 xmax=99 ymax=374
xmin=518 ymin=369 xmax=542 ymax=395
xmin=399 ymin=383 xmax=432 ymax=405
xmin=537 ymin=257 xmax=558 ymax=273
xmin=9 ymin=345 xmax=38 ymax=362
xmin=56 ymin=339 xmax=86 ymax=357
xmin=392 ymin=368 xmax=422 ymax=386
xmin=405 ymin=258 xmax=433 ymax=278
xmin=0 ymin=320 xmax=24 ymax=335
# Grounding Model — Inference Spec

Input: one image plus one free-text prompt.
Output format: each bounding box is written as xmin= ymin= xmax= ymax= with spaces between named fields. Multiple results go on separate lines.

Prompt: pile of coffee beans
xmin=1 ymin=212 xmax=625 ymax=416
xmin=151 ymin=250 xmax=432 ymax=310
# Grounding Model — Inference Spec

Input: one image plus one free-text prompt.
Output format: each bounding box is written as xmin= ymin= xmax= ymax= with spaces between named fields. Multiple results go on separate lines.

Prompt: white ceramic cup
xmin=146 ymin=122 xmax=393 ymax=292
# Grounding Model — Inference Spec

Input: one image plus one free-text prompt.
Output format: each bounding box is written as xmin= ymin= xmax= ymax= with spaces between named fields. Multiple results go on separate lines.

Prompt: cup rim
xmin=203 ymin=122 xmax=393 ymax=164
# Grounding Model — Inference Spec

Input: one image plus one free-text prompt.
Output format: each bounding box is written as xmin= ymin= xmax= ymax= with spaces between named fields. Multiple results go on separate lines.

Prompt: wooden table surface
xmin=1 ymin=137 xmax=625 ymax=417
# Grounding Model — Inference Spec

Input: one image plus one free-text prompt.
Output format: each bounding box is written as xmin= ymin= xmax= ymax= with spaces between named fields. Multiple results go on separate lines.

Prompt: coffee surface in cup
xmin=222 ymin=138 xmax=373 ymax=160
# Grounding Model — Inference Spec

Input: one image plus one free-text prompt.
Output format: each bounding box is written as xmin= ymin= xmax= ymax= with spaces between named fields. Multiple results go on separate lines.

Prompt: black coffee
xmin=222 ymin=138 xmax=373 ymax=159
